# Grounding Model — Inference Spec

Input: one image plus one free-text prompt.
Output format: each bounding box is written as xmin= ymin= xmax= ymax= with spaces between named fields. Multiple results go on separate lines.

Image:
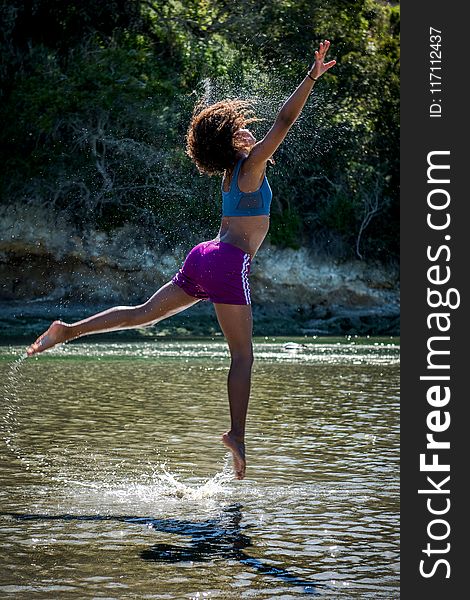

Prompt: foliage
xmin=0 ymin=0 xmax=399 ymax=260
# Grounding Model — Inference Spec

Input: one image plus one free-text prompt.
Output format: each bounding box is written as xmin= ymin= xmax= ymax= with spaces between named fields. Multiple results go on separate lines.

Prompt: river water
xmin=1 ymin=338 xmax=399 ymax=599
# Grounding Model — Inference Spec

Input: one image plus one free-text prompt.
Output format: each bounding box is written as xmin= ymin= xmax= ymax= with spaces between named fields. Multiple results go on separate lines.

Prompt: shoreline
xmin=0 ymin=298 xmax=399 ymax=341
xmin=1 ymin=212 xmax=399 ymax=338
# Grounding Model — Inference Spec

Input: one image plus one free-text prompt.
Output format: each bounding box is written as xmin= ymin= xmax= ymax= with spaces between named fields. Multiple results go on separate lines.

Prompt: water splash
xmin=148 ymin=457 xmax=234 ymax=501
xmin=2 ymin=353 xmax=29 ymax=461
xmin=48 ymin=456 xmax=235 ymax=518
xmin=2 ymin=352 xmax=57 ymax=481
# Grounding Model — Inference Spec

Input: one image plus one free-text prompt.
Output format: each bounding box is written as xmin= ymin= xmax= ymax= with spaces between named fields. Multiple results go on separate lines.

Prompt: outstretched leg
xmin=214 ymin=303 xmax=253 ymax=480
xmin=27 ymin=282 xmax=199 ymax=356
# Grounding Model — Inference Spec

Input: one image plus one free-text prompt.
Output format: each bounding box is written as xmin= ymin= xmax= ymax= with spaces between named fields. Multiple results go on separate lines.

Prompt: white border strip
xmin=241 ymin=254 xmax=251 ymax=304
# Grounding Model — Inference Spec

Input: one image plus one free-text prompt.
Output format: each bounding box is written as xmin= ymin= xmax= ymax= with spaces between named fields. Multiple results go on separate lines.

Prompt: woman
xmin=26 ymin=41 xmax=336 ymax=480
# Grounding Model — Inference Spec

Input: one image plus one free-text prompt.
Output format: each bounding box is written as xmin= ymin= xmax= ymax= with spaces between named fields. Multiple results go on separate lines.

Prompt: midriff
xmin=216 ymin=215 xmax=270 ymax=257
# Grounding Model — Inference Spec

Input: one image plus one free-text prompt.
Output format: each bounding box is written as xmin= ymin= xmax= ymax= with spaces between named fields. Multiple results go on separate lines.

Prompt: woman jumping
xmin=26 ymin=41 xmax=336 ymax=479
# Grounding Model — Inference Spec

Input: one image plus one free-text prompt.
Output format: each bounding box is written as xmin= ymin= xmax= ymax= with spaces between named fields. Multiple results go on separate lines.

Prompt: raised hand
xmin=309 ymin=40 xmax=336 ymax=79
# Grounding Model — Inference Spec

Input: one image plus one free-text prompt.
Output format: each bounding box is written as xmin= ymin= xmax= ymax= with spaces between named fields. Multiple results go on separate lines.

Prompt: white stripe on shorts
xmin=241 ymin=254 xmax=251 ymax=304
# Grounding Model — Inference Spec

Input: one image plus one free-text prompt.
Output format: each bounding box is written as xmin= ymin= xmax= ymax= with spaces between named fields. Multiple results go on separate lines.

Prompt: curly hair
xmin=186 ymin=99 xmax=258 ymax=176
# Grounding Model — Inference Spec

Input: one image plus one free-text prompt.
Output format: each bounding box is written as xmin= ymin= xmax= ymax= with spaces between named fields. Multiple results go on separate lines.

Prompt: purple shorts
xmin=172 ymin=240 xmax=252 ymax=305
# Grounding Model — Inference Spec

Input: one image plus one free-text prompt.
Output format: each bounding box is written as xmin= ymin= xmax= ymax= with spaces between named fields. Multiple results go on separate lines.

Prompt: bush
xmin=0 ymin=0 xmax=399 ymax=260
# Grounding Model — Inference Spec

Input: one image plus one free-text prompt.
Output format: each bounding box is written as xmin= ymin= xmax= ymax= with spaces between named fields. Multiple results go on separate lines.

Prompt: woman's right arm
xmin=248 ymin=40 xmax=336 ymax=167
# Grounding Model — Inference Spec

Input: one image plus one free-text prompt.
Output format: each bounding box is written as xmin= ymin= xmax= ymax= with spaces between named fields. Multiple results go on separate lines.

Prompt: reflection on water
xmin=3 ymin=504 xmax=323 ymax=595
xmin=0 ymin=338 xmax=399 ymax=598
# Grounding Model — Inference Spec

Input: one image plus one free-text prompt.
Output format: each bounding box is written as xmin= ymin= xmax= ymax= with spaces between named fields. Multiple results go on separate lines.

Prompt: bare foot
xmin=26 ymin=321 xmax=70 ymax=356
xmin=222 ymin=432 xmax=246 ymax=480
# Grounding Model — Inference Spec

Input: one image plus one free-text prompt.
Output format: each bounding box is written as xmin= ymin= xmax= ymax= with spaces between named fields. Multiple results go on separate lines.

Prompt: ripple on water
xmin=12 ymin=338 xmax=399 ymax=366
xmin=0 ymin=340 xmax=399 ymax=598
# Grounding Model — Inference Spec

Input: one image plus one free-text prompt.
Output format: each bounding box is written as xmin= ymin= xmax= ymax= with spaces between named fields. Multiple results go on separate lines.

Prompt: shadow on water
xmin=2 ymin=504 xmax=324 ymax=595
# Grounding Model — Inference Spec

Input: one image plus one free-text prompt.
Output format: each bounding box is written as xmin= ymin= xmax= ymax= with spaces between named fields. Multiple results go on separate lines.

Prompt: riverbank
xmin=0 ymin=207 xmax=399 ymax=339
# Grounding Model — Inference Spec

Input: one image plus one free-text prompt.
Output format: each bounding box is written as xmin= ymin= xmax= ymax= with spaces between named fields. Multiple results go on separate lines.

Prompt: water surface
xmin=1 ymin=338 xmax=399 ymax=599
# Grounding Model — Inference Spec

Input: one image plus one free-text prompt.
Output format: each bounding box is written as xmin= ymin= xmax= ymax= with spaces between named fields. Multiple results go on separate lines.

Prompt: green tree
xmin=0 ymin=0 xmax=399 ymax=260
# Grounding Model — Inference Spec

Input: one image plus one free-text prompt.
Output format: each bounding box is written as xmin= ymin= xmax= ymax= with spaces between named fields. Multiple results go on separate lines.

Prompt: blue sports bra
xmin=222 ymin=158 xmax=272 ymax=217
